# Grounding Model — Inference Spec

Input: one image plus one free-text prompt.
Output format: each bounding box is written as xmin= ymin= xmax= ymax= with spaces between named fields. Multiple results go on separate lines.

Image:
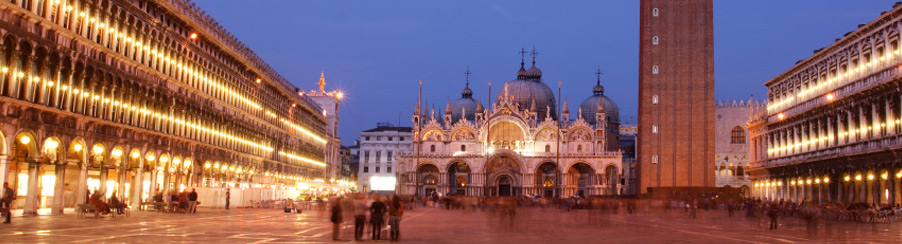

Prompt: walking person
xmin=1 ymin=183 xmax=14 ymax=224
xmin=767 ymin=204 xmax=779 ymax=230
xmin=689 ymin=200 xmax=698 ymax=219
xmin=225 ymin=188 xmax=230 ymax=210
xmin=370 ymin=196 xmax=387 ymax=241
xmin=331 ymin=198 xmax=343 ymax=241
xmin=389 ymin=195 xmax=404 ymax=242
xmin=188 ymin=188 xmax=198 ymax=213
xmin=728 ymin=202 xmax=735 ymax=217
xmin=353 ymin=194 xmax=367 ymax=241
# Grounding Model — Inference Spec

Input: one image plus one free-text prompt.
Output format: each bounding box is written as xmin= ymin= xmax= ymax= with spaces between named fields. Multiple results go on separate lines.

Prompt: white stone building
xmin=355 ymin=123 xmax=413 ymax=193
xmin=714 ymin=99 xmax=758 ymax=196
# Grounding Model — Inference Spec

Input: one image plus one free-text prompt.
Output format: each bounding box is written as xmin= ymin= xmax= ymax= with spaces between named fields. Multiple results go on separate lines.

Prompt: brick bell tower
xmin=638 ymin=0 xmax=716 ymax=194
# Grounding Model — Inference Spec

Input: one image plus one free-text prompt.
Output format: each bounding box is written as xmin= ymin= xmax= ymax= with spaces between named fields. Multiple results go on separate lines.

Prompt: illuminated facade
xmin=305 ymin=72 xmax=344 ymax=183
xmin=714 ymin=100 xmax=756 ymax=196
xmin=0 ymin=0 xmax=333 ymax=214
xmin=356 ymin=123 xmax=412 ymax=193
xmin=396 ymin=54 xmax=623 ymax=197
xmin=748 ymin=3 xmax=902 ymax=205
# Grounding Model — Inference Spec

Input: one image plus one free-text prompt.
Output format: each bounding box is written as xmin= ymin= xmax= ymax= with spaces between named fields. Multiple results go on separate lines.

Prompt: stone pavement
xmin=0 ymin=206 xmax=900 ymax=243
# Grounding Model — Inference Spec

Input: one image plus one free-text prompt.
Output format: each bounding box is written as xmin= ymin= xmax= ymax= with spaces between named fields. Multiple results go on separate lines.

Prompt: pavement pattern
xmin=0 ymin=206 xmax=900 ymax=243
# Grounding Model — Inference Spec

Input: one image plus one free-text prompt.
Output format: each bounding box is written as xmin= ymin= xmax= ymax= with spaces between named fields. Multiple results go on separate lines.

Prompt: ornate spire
xmin=476 ymin=99 xmax=484 ymax=113
xmin=318 ymin=71 xmax=325 ymax=92
xmin=519 ymin=48 xmax=527 ymax=69
xmin=562 ymin=98 xmax=569 ymax=114
xmin=445 ymin=99 xmax=452 ymax=115
xmin=465 ymin=66 xmax=471 ymax=88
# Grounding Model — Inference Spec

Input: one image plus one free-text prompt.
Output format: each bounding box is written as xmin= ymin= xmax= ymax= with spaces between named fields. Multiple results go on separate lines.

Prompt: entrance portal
xmin=498 ymin=176 xmax=512 ymax=197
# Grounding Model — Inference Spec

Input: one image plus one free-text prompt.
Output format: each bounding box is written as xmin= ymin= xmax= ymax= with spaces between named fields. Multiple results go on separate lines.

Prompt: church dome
xmin=450 ymin=96 xmax=479 ymax=122
xmin=499 ymin=63 xmax=556 ymax=119
xmin=579 ymin=83 xmax=620 ymax=125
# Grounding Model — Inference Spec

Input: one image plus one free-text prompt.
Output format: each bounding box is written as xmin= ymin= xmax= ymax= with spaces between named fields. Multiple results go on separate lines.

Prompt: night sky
xmin=194 ymin=0 xmax=895 ymax=145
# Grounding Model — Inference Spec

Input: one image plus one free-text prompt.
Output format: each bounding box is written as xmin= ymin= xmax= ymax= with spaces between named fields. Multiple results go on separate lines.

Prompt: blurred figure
xmin=353 ymin=194 xmax=367 ymax=241
xmin=370 ymin=196 xmax=387 ymax=240
xmin=2 ymin=182 xmax=13 ymax=223
xmin=330 ymin=198 xmax=343 ymax=241
xmin=767 ymin=204 xmax=779 ymax=230
xmin=389 ymin=195 xmax=404 ymax=242
xmin=688 ymin=200 xmax=697 ymax=219
xmin=225 ymin=188 xmax=230 ymax=210
xmin=188 ymin=188 xmax=198 ymax=213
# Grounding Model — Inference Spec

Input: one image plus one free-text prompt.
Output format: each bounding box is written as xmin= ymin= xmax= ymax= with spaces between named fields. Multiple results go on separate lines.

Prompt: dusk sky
xmin=195 ymin=0 xmax=895 ymax=144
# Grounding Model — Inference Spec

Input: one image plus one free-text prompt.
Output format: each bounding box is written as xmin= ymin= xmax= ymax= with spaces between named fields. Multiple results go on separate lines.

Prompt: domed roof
xmin=450 ymin=96 xmax=479 ymax=121
xmin=579 ymin=81 xmax=620 ymax=125
xmin=499 ymin=61 xmax=556 ymax=119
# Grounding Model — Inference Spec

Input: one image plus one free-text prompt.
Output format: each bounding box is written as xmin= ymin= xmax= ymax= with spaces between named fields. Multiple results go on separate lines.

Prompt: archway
xmin=9 ymin=131 xmax=38 ymax=211
xmin=448 ymin=162 xmax=470 ymax=196
xmin=536 ymin=162 xmax=559 ymax=198
xmin=486 ymin=155 xmax=521 ymax=197
xmin=488 ymin=121 xmax=526 ymax=150
xmin=567 ymin=163 xmax=595 ymax=197
xmin=417 ymin=164 xmax=439 ymax=197
xmin=497 ymin=175 xmax=512 ymax=197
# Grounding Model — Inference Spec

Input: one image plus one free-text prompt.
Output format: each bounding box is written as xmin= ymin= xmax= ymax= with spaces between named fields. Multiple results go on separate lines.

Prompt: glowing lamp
xmin=19 ymin=136 xmax=30 ymax=145
xmin=73 ymin=144 xmax=83 ymax=152
xmin=92 ymin=145 xmax=104 ymax=155
xmin=189 ymin=33 xmax=197 ymax=39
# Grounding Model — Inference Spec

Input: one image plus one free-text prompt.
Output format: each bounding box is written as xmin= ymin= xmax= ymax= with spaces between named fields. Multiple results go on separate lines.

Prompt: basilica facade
xmin=396 ymin=56 xmax=623 ymax=198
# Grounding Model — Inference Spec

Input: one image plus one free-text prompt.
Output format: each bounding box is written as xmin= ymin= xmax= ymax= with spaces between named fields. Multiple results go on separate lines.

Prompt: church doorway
xmin=498 ymin=176 xmax=512 ymax=197
xmin=537 ymin=162 xmax=559 ymax=198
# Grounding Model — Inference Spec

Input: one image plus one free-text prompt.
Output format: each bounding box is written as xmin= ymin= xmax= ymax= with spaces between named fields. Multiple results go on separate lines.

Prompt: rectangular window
xmin=364 ymin=151 xmax=370 ymax=162
xmin=388 ymin=137 xmax=393 ymax=141
xmin=363 ymin=167 xmax=369 ymax=173
xmin=387 ymin=167 xmax=392 ymax=173
xmin=387 ymin=151 xmax=393 ymax=162
xmin=375 ymin=167 xmax=380 ymax=173
xmin=366 ymin=136 xmax=370 ymax=141
xmin=400 ymin=137 xmax=405 ymax=141
xmin=376 ymin=151 xmax=382 ymax=162
xmin=377 ymin=137 xmax=381 ymax=141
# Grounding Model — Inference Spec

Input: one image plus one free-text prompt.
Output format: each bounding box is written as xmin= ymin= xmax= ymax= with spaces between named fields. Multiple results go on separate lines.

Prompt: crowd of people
xmin=329 ymin=194 xmax=404 ymax=242
xmin=86 ymin=189 xmax=128 ymax=215
xmin=151 ymin=188 xmax=199 ymax=213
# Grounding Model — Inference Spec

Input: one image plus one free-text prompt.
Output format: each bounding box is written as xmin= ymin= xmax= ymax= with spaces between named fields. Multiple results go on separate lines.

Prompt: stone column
xmin=22 ymin=159 xmax=40 ymax=215
xmin=0 ymin=155 xmax=10 ymax=188
xmin=51 ymin=162 xmax=67 ymax=214
xmin=76 ymin=162 xmax=88 ymax=205
xmin=133 ymin=157 xmax=144 ymax=206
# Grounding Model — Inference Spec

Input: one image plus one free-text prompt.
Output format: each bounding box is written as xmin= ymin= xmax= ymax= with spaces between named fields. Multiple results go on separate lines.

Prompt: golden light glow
xmin=190 ymin=33 xmax=197 ymax=39
xmin=73 ymin=144 xmax=83 ymax=152
xmin=19 ymin=136 xmax=30 ymax=145
xmin=777 ymin=113 xmax=784 ymax=120
xmin=160 ymin=156 xmax=169 ymax=163
xmin=867 ymin=174 xmax=874 ymax=180
xmin=826 ymin=93 xmax=834 ymax=101
xmin=44 ymin=140 xmax=58 ymax=150
xmin=146 ymin=154 xmax=155 ymax=162
xmin=278 ymin=151 xmax=327 ymax=167
xmin=336 ymin=92 xmax=344 ymax=99
xmin=92 ymin=145 xmax=104 ymax=155
xmin=855 ymin=175 xmax=861 ymax=181
xmin=131 ymin=151 xmax=140 ymax=159
xmin=882 ymin=173 xmax=888 ymax=180
xmin=204 ymin=163 xmax=211 ymax=169
xmin=111 ymin=149 xmax=122 ymax=157
xmin=823 ymin=177 xmax=829 ymax=183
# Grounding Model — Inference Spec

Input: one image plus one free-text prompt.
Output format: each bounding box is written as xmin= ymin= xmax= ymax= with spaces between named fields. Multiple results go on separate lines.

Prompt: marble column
xmin=51 ymin=162 xmax=67 ymax=214
xmin=22 ymin=159 xmax=40 ymax=215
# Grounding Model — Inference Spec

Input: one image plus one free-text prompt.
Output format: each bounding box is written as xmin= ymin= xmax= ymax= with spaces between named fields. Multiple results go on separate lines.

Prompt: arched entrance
xmin=497 ymin=175 xmax=512 ymax=196
xmin=417 ymin=164 xmax=439 ymax=197
xmin=486 ymin=155 xmax=521 ymax=197
xmin=536 ymin=162 xmax=559 ymax=198
xmin=448 ymin=162 xmax=470 ymax=196
xmin=567 ymin=163 xmax=595 ymax=197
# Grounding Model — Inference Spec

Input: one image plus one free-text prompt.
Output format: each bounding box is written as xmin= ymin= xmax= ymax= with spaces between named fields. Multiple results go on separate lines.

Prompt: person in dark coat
xmin=1 ymin=183 xmax=14 ymax=223
xmin=188 ymin=188 xmax=198 ymax=213
xmin=370 ymin=196 xmax=387 ymax=240
xmin=225 ymin=188 xmax=230 ymax=210
xmin=331 ymin=198 xmax=343 ymax=241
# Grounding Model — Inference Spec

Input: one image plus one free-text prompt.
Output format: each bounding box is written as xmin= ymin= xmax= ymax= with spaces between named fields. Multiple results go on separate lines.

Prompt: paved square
xmin=0 ymin=206 xmax=900 ymax=243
